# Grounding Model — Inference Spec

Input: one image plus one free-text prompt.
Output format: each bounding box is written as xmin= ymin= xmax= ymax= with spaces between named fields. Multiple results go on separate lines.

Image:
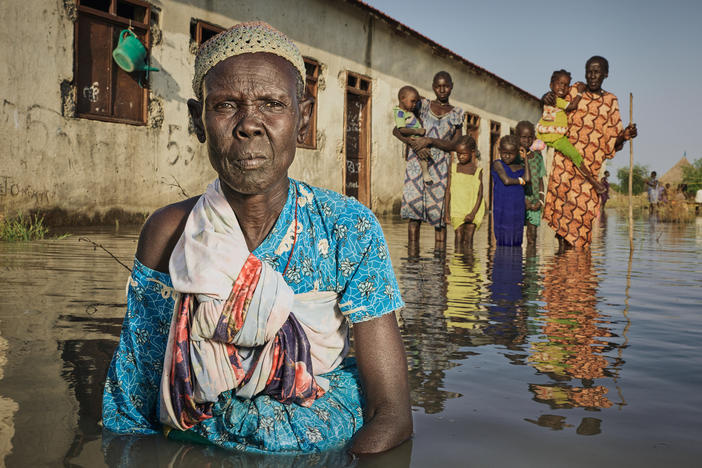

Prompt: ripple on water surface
xmin=0 ymin=212 xmax=700 ymax=467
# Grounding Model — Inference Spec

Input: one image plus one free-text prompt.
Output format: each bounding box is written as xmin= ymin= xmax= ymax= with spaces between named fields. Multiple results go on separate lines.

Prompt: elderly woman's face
xmin=585 ymin=60 xmax=607 ymax=92
xmin=197 ymin=53 xmax=306 ymax=195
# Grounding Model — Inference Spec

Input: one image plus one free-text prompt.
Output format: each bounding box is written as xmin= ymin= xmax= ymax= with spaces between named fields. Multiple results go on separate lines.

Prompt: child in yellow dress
xmin=446 ymin=135 xmax=485 ymax=248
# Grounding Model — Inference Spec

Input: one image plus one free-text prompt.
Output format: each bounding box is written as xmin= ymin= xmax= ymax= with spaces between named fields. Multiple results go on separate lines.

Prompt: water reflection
xmin=444 ymin=251 xmax=488 ymax=342
xmin=485 ymin=246 xmax=527 ymax=351
xmin=399 ymin=252 xmax=458 ymax=414
xmin=528 ymin=250 xmax=619 ymax=412
xmin=3 ymin=214 xmax=702 ymax=466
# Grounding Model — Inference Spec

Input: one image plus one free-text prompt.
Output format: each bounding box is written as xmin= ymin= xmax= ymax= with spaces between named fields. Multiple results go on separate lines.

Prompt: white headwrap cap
xmin=192 ymin=21 xmax=306 ymax=100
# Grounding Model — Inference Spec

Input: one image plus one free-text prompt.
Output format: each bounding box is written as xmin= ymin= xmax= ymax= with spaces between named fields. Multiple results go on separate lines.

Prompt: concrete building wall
xmin=0 ymin=0 xmax=540 ymax=222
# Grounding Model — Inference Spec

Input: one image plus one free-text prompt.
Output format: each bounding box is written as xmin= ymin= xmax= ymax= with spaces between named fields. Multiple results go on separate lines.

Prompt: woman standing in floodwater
xmin=101 ymin=21 xmax=411 ymax=455
xmin=394 ymin=71 xmax=464 ymax=254
xmin=542 ymin=56 xmax=637 ymax=250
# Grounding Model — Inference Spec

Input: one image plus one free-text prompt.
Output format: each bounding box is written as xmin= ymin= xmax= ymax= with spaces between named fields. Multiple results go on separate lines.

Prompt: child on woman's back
xmin=492 ymin=135 xmax=530 ymax=246
xmin=393 ymin=86 xmax=433 ymax=184
xmin=537 ymin=69 xmax=604 ymax=193
xmin=446 ymin=135 xmax=484 ymax=248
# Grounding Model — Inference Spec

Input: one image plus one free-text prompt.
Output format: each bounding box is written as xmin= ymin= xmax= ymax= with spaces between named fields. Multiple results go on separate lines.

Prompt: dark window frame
xmin=191 ymin=19 xmax=225 ymax=47
xmin=465 ymin=112 xmax=480 ymax=144
xmin=343 ymin=71 xmax=372 ymax=206
xmin=298 ymin=57 xmax=320 ymax=149
xmin=74 ymin=0 xmax=152 ymax=125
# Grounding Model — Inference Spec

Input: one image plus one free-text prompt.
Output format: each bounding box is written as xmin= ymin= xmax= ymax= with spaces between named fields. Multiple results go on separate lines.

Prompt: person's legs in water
xmin=454 ymin=224 xmax=465 ymax=251
xmin=526 ymin=223 xmax=537 ymax=248
xmin=555 ymin=233 xmax=573 ymax=253
xmin=434 ymin=226 xmax=446 ymax=252
xmin=463 ymin=223 xmax=476 ymax=248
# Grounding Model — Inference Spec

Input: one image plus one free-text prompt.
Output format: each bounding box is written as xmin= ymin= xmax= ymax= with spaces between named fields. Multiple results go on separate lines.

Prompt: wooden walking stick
xmin=628 ymin=93 xmax=634 ymax=252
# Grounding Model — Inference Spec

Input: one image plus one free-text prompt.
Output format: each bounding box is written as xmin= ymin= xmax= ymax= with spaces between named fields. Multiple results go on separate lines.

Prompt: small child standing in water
xmin=516 ymin=121 xmax=546 ymax=247
xmin=393 ymin=86 xmax=433 ymax=184
xmin=537 ymin=70 xmax=604 ymax=193
xmin=446 ymin=135 xmax=484 ymax=248
xmin=492 ymin=135 xmax=530 ymax=246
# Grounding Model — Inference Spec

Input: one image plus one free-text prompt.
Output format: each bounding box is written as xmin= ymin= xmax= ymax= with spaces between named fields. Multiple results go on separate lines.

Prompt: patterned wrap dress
xmin=401 ymin=98 xmax=464 ymax=227
xmin=102 ymin=179 xmax=405 ymax=453
xmin=491 ymin=160 xmax=526 ymax=246
xmin=543 ymin=84 xmax=623 ymax=248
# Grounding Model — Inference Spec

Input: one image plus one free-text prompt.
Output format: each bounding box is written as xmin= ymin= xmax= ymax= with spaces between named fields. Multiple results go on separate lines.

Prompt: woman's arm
xmin=350 ymin=313 xmax=413 ymax=454
xmin=397 ymin=127 xmax=426 ymax=137
xmin=393 ymin=127 xmax=428 ymax=152
xmin=565 ymin=83 xmax=586 ymax=112
xmin=522 ymin=153 xmax=531 ymax=185
xmin=445 ymin=154 xmax=452 ymax=223
xmin=614 ymin=123 xmax=637 ymax=152
xmin=541 ymin=91 xmax=556 ymax=106
xmin=492 ymin=160 xmax=522 ymax=186
xmin=427 ymin=125 xmax=462 ymax=152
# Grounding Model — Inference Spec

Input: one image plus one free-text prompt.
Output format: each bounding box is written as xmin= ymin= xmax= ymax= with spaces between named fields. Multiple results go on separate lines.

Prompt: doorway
xmin=344 ymin=72 xmax=372 ymax=207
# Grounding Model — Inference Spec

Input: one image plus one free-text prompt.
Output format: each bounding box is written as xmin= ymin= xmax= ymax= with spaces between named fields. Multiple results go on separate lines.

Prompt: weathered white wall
xmin=0 ymin=0 xmax=540 ymax=221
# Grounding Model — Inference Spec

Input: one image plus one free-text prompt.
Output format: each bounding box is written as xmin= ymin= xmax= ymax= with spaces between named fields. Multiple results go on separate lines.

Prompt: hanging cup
xmin=112 ymin=29 xmax=159 ymax=73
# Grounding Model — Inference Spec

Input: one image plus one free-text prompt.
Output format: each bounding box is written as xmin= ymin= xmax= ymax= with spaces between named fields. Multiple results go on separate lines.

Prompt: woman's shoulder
xmin=136 ymin=196 xmax=200 ymax=273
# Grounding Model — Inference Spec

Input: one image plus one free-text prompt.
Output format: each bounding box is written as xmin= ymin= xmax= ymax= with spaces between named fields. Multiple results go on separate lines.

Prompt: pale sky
xmin=365 ymin=0 xmax=702 ymax=176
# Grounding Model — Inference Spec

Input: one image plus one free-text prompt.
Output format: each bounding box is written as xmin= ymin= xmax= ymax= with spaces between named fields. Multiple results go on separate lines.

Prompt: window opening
xmin=191 ymin=19 xmax=225 ymax=46
xmin=298 ymin=57 xmax=320 ymax=149
xmin=75 ymin=0 xmax=152 ymax=125
xmin=465 ymin=112 xmax=480 ymax=144
xmin=344 ymin=71 xmax=372 ymax=206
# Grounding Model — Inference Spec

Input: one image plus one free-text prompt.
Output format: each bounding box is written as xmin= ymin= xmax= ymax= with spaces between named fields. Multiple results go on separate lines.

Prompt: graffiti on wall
xmin=0 ymin=175 xmax=52 ymax=205
xmin=166 ymin=124 xmax=195 ymax=166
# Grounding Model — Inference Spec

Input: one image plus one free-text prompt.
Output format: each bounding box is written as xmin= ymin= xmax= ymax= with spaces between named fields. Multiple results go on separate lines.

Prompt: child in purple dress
xmin=491 ymin=135 xmax=531 ymax=246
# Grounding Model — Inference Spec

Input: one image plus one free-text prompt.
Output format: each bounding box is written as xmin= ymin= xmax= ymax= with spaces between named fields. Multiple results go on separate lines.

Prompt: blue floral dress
xmin=401 ymin=98 xmax=464 ymax=227
xmin=102 ymin=179 xmax=405 ymax=453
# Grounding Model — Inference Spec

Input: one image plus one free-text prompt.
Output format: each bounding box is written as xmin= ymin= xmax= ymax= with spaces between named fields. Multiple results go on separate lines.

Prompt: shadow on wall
xmin=150 ymin=57 xmax=186 ymax=104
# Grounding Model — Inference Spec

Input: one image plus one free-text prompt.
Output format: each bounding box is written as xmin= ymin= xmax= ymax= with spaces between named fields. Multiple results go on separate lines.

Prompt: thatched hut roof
xmin=660 ymin=157 xmax=693 ymax=186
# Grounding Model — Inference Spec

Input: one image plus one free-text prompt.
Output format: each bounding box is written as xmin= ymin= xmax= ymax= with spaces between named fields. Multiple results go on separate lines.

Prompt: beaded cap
xmin=192 ymin=21 xmax=306 ymax=100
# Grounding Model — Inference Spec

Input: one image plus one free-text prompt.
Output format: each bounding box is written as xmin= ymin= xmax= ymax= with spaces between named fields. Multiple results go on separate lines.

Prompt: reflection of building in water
xmin=528 ymin=251 xmax=621 ymax=411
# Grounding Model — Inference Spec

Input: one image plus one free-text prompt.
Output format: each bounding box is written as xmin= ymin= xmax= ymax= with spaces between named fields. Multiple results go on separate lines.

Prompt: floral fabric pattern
xmin=401 ymin=98 xmax=464 ymax=227
xmin=102 ymin=179 xmax=404 ymax=452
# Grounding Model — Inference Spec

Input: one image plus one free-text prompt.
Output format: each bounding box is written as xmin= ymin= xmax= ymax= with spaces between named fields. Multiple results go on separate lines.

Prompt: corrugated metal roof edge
xmin=344 ymin=0 xmax=540 ymax=103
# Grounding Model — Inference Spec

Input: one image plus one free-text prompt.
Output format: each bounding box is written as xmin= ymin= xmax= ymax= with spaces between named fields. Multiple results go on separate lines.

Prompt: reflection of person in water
xmin=397 ymin=255 xmax=455 ymax=414
xmin=485 ymin=246 xmax=528 ymax=348
xmin=528 ymin=251 xmax=618 ymax=410
xmin=444 ymin=251 xmax=489 ymax=342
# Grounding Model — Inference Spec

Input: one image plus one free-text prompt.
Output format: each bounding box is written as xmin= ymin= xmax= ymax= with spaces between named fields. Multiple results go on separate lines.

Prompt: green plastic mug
xmin=112 ymin=29 xmax=159 ymax=73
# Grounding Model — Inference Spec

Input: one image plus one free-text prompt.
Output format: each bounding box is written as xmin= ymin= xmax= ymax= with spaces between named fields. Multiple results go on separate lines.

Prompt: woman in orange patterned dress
xmin=542 ymin=56 xmax=637 ymax=250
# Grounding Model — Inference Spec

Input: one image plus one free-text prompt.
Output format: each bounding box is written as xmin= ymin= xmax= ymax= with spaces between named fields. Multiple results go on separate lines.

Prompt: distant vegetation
xmin=0 ymin=213 xmax=68 ymax=242
xmin=682 ymin=158 xmax=702 ymax=192
xmin=614 ymin=164 xmax=648 ymax=195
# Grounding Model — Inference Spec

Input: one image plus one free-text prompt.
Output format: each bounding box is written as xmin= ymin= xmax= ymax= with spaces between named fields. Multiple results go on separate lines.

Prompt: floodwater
xmin=0 ymin=211 xmax=701 ymax=467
